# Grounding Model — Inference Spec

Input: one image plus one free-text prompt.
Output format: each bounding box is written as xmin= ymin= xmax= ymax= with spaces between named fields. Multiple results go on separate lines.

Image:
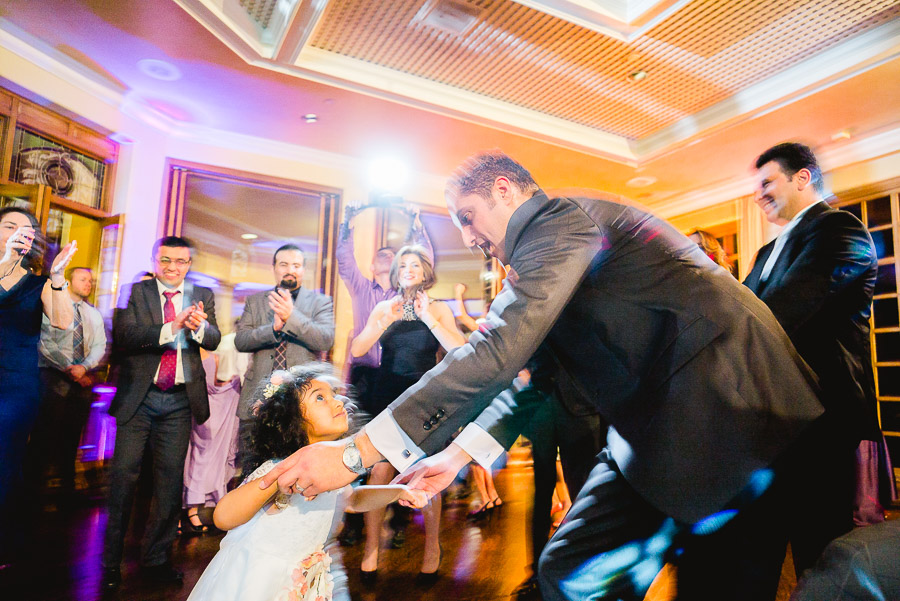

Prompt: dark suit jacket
xmin=111 ymin=278 xmax=221 ymax=424
xmin=744 ymin=201 xmax=881 ymax=445
xmin=387 ymin=190 xmax=824 ymax=524
xmin=235 ymin=287 xmax=334 ymax=419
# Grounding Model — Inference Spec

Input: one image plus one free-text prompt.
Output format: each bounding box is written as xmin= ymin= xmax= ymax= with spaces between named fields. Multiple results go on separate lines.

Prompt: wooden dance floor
xmin=1 ymin=443 xmax=808 ymax=601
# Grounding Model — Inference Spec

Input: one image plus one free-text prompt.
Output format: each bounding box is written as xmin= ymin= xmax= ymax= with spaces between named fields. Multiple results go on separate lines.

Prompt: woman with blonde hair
xmin=350 ymin=244 xmax=466 ymax=584
xmin=688 ymin=229 xmax=733 ymax=273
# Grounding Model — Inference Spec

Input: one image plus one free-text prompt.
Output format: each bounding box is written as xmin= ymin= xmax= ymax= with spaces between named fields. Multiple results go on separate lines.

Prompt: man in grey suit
xmin=102 ymin=236 xmax=220 ymax=589
xmin=261 ymin=152 xmax=825 ymax=600
xmin=235 ymin=244 xmax=334 ymax=422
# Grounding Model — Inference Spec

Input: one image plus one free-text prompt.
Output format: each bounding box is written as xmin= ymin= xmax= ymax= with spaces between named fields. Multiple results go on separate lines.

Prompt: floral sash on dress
xmin=276 ymin=547 xmax=333 ymax=601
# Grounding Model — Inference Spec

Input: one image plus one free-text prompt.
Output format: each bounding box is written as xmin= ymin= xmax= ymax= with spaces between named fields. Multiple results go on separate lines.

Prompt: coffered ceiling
xmin=176 ymin=0 xmax=899 ymax=163
xmin=0 ymin=0 xmax=898 ymax=211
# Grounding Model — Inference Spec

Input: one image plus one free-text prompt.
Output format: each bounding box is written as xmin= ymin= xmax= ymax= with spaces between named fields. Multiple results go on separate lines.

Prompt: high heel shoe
xmin=416 ymin=545 xmax=443 ymax=587
xmin=359 ymin=568 xmax=378 ymax=586
xmin=489 ymin=497 xmax=503 ymax=512
xmin=181 ymin=508 xmax=207 ymax=536
xmin=467 ymin=501 xmax=492 ymax=521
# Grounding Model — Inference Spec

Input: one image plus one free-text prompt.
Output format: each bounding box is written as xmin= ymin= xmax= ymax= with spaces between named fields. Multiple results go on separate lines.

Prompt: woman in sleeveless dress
xmin=0 ymin=207 xmax=76 ymax=562
xmin=350 ymin=244 xmax=466 ymax=583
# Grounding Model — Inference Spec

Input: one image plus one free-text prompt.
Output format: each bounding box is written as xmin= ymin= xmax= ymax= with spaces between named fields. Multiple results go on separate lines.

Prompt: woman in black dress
xmin=350 ymin=244 xmax=466 ymax=583
xmin=0 ymin=207 xmax=77 ymax=561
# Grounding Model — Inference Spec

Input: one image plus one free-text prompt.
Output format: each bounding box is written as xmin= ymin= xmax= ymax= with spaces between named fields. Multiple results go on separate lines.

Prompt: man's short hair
xmin=445 ymin=150 xmax=540 ymax=206
xmin=65 ymin=266 xmax=92 ymax=281
xmin=273 ymin=244 xmax=304 ymax=266
xmin=755 ymin=142 xmax=825 ymax=196
xmin=152 ymin=236 xmax=193 ymax=257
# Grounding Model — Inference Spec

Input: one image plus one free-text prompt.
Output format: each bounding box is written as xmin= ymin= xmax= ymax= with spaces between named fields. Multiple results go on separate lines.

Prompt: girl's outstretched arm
xmin=213 ymin=477 xmax=278 ymax=530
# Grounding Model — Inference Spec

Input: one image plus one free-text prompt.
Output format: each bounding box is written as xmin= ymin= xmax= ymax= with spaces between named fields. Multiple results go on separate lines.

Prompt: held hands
xmin=269 ymin=288 xmax=293 ymax=332
xmin=185 ymin=301 xmax=207 ymax=331
xmin=392 ymin=443 xmax=473 ymax=507
xmin=66 ymin=364 xmax=87 ymax=382
xmin=257 ymin=438 xmax=357 ymax=498
xmin=171 ymin=305 xmax=197 ymax=333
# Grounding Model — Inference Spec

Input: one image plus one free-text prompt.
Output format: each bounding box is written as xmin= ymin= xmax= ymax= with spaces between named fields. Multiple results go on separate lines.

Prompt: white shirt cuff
xmin=191 ymin=321 xmax=206 ymax=344
xmin=365 ymin=410 xmax=426 ymax=473
xmin=455 ymin=424 xmax=505 ymax=469
xmin=159 ymin=322 xmax=175 ymax=344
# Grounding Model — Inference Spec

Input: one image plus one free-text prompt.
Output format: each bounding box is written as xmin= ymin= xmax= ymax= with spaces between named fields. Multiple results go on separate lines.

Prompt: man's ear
xmin=795 ymin=168 xmax=812 ymax=192
xmin=492 ymin=176 xmax=513 ymax=205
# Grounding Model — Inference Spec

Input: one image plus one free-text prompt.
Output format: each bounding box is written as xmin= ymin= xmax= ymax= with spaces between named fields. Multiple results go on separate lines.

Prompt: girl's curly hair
xmin=239 ymin=362 xmax=352 ymax=475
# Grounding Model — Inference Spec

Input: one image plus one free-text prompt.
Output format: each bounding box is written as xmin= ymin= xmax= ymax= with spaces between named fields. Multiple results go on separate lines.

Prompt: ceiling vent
xmin=415 ymin=0 xmax=483 ymax=35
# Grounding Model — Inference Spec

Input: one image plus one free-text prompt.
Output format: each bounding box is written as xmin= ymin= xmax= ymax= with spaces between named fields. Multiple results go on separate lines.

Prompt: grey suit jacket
xmin=111 ymin=278 xmax=221 ymax=424
xmin=387 ymin=190 xmax=824 ymax=524
xmin=235 ymin=287 xmax=335 ymax=418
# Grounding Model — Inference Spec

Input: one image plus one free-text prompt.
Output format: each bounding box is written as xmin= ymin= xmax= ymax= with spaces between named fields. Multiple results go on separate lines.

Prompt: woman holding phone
xmin=349 ymin=244 xmax=466 ymax=584
xmin=0 ymin=206 xmax=77 ymax=562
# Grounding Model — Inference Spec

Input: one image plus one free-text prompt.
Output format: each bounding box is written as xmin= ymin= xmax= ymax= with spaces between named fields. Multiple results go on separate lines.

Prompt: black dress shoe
xmin=142 ymin=562 xmax=183 ymax=585
xmin=101 ymin=567 xmax=121 ymax=590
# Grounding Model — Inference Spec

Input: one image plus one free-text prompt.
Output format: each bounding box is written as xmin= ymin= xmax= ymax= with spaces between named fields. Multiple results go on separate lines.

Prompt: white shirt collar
xmin=780 ymin=200 xmax=823 ymax=236
xmin=155 ymin=278 xmax=185 ymax=296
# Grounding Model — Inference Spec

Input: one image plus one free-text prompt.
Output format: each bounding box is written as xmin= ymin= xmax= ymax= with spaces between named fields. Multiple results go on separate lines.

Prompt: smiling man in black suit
xmin=101 ymin=236 xmax=220 ymax=589
xmin=744 ymin=142 xmax=881 ymax=588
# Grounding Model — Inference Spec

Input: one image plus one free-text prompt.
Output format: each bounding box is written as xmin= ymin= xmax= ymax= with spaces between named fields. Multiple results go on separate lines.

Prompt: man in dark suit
xmin=261 ymin=152 xmax=825 ymax=600
xmin=743 ymin=142 xmax=881 ymax=584
xmin=101 ymin=236 xmax=220 ymax=589
xmin=235 ymin=243 xmax=334 ymax=423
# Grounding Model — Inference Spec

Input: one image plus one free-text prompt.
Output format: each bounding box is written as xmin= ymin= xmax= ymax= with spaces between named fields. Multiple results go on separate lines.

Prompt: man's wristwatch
xmin=342 ymin=439 xmax=367 ymax=475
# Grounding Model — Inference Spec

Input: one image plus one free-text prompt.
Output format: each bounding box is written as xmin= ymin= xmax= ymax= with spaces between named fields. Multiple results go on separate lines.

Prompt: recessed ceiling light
xmin=831 ymin=129 xmax=852 ymax=141
xmin=627 ymin=176 xmax=657 ymax=188
xmin=241 ymin=233 xmax=258 ymax=240
xmin=303 ymin=113 xmax=318 ymax=123
xmin=137 ymin=59 xmax=181 ymax=81
xmin=628 ymin=70 xmax=648 ymax=82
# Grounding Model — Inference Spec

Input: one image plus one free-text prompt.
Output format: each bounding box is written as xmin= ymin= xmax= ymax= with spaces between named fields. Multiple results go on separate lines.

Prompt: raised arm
xmin=350 ymin=298 xmax=401 ymax=357
xmin=336 ymin=203 xmax=371 ymax=295
xmin=41 ymin=240 xmax=78 ymax=329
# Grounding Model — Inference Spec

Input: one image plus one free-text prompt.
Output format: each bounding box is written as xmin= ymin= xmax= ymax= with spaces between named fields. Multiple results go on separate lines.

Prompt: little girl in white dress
xmin=187 ymin=363 xmax=422 ymax=601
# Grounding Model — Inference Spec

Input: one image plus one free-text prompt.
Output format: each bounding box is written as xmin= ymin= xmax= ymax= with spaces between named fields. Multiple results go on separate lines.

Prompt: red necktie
xmin=156 ymin=290 xmax=180 ymax=390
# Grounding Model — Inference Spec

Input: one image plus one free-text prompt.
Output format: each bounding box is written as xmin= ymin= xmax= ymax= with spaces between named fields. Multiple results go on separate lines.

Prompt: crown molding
xmin=651 ymin=124 xmax=900 ymax=218
xmin=636 ymin=19 xmax=900 ymax=159
xmin=0 ymin=19 xmax=125 ymax=113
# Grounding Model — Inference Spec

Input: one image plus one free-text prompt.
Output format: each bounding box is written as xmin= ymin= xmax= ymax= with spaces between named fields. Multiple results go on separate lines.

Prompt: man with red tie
xmin=101 ymin=236 xmax=220 ymax=590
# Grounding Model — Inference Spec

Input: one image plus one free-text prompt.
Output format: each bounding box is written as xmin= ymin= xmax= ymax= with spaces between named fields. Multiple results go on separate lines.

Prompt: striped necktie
xmin=72 ymin=302 xmax=85 ymax=365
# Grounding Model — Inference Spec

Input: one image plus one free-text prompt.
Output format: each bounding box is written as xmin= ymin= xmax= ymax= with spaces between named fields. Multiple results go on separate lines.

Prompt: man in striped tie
xmin=30 ymin=267 xmax=107 ymax=500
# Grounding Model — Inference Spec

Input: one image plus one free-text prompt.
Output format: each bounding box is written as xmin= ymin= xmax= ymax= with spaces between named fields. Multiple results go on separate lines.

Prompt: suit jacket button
xmin=435 ymin=409 xmax=445 ymax=418
xmin=423 ymin=422 xmax=432 ymax=430
xmin=430 ymin=416 xmax=438 ymax=425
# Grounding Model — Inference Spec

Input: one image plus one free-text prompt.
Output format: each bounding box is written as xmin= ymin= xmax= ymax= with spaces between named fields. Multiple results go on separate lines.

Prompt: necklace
xmin=0 ymin=256 xmax=23 ymax=281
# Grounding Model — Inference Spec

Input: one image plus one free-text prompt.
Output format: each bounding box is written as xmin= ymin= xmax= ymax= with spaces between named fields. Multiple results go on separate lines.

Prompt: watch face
xmin=343 ymin=444 xmax=362 ymax=471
